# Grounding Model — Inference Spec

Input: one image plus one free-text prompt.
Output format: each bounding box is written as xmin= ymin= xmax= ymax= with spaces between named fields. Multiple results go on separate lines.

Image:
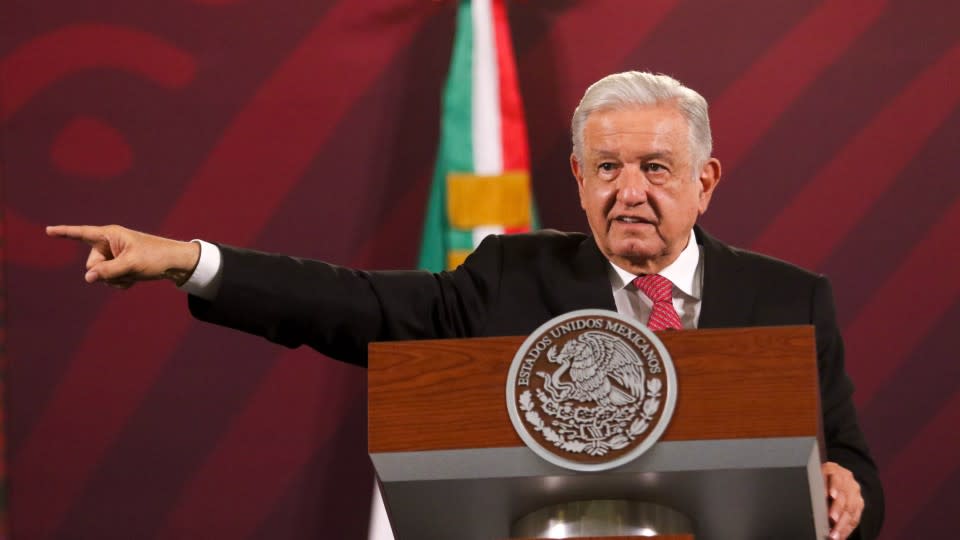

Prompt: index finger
xmin=46 ymin=225 xmax=108 ymax=243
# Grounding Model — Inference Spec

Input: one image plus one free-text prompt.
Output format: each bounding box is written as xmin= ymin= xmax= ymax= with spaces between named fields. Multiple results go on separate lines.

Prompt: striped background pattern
xmin=2 ymin=1 xmax=958 ymax=538
xmin=0 ymin=131 xmax=7 ymax=538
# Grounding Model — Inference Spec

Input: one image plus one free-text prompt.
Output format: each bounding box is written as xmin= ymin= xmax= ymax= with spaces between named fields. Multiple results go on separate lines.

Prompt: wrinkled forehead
xmin=581 ymin=105 xmax=692 ymax=155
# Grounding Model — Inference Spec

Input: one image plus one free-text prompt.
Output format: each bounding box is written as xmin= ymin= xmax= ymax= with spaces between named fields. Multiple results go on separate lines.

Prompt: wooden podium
xmin=368 ymin=326 xmax=828 ymax=540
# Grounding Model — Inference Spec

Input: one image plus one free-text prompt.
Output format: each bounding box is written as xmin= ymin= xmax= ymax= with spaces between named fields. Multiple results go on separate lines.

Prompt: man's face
xmin=571 ymin=103 xmax=721 ymax=274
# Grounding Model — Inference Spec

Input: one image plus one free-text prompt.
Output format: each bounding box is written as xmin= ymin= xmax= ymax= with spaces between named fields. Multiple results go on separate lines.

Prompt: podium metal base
xmin=510 ymin=500 xmax=694 ymax=539
xmin=374 ymin=437 xmax=827 ymax=539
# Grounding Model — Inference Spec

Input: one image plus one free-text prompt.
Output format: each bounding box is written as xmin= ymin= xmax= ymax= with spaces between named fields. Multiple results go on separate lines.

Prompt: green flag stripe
xmin=441 ymin=0 xmax=474 ymax=173
xmin=446 ymin=228 xmax=474 ymax=251
xmin=418 ymin=0 xmax=474 ymax=271
xmin=417 ymin=149 xmax=449 ymax=271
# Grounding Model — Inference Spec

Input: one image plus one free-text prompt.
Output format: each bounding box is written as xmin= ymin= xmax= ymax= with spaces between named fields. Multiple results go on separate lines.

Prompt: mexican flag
xmin=369 ymin=1 xmax=534 ymax=536
xmin=418 ymin=0 xmax=536 ymax=272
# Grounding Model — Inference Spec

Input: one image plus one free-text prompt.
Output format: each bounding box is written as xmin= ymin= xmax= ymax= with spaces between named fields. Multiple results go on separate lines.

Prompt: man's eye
xmin=644 ymin=163 xmax=667 ymax=173
xmin=598 ymin=163 xmax=617 ymax=172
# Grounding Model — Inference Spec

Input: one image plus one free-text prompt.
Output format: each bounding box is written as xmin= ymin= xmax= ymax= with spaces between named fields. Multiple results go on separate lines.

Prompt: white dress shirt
xmin=179 ymin=239 xmax=222 ymax=300
xmin=181 ymin=229 xmax=705 ymax=330
xmin=607 ymin=228 xmax=704 ymax=329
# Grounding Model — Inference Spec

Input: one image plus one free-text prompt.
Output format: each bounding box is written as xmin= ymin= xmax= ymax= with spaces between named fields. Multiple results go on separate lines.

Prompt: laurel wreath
xmin=518 ymin=377 xmax=662 ymax=457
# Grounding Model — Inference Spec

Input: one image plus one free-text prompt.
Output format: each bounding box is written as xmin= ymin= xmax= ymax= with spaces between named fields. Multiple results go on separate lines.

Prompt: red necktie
xmin=633 ymin=274 xmax=683 ymax=331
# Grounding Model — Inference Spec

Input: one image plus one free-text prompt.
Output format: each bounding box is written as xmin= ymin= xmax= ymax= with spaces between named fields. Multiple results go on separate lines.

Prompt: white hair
xmin=571 ymin=71 xmax=712 ymax=171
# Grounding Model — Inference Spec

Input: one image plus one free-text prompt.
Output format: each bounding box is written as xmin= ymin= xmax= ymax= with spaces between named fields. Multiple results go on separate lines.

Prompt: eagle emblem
xmin=506 ymin=310 xmax=677 ymax=471
xmin=541 ymin=331 xmax=645 ymax=407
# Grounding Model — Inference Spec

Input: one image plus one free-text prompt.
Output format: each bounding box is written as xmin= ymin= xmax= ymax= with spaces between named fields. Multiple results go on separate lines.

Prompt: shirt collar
xmin=607 ymin=228 xmax=701 ymax=299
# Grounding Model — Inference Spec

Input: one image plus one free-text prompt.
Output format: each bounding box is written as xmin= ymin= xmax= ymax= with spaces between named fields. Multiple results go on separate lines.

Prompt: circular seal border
xmin=505 ymin=309 xmax=678 ymax=472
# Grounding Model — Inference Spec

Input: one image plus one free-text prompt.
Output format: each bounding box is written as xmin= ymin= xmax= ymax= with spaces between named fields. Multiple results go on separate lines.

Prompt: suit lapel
xmin=696 ymin=226 xmax=757 ymax=328
xmin=553 ymin=228 xmax=756 ymax=326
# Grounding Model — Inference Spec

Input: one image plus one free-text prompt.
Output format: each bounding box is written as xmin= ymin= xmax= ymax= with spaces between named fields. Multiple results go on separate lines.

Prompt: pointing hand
xmin=46 ymin=224 xmax=200 ymax=288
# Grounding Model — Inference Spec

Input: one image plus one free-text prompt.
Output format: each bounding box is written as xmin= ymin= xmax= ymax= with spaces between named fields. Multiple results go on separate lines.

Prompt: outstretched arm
xmin=46 ymin=225 xmax=201 ymax=288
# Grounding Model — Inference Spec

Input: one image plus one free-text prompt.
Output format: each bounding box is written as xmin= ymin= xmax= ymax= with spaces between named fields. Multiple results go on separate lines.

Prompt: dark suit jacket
xmin=189 ymin=225 xmax=883 ymax=539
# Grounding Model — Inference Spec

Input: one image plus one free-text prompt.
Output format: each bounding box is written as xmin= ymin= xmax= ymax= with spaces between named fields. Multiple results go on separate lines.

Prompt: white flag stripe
xmin=471 ymin=0 xmax=503 ymax=175
xmin=472 ymin=225 xmax=506 ymax=247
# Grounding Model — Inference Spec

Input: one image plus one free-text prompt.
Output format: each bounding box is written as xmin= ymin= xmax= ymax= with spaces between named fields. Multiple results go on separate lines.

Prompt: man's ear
xmin=697 ymin=157 xmax=721 ymax=215
xmin=571 ymin=153 xmax=587 ymax=208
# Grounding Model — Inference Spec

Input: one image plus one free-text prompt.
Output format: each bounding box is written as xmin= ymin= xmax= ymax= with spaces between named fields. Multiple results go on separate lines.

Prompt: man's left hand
xmin=822 ymin=461 xmax=863 ymax=539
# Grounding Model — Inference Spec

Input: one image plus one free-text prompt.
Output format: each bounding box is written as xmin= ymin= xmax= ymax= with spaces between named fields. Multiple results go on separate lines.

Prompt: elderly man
xmin=49 ymin=71 xmax=883 ymax=539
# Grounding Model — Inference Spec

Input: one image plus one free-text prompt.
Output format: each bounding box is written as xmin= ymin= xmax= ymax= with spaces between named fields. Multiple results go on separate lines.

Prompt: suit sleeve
xmin=813 ymin=277 xmax=884 ymax=540
xmin=187 ymin=236 xmax=505 ymax=366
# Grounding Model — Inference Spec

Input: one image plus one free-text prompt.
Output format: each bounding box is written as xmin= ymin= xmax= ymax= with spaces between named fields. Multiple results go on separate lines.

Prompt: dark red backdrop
xmin=2 ymin=1 xmax=958 ymax=538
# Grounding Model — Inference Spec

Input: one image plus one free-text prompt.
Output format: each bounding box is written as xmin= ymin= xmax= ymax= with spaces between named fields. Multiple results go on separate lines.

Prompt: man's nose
xmin=616 ymin=165 xmax=651 ymax=205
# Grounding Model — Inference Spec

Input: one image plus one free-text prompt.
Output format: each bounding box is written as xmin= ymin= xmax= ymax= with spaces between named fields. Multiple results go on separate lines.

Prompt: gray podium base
xmin=511 ymin=500 xmax=695 ymax=538
xmin=371 ymin=436 xmax=827 ymax=540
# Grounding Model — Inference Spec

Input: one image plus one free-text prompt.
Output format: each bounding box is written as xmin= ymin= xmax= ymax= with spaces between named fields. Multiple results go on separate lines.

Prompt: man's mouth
xmin=614 ymin=216 xmax=654 ymax=224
